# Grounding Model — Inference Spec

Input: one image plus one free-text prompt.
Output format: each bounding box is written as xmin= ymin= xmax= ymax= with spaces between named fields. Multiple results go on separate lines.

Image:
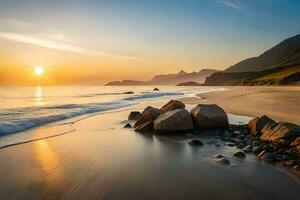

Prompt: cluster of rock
xmin=125 ymin=100 xmax=300 ymax=170
xmin=247 ymin=115 xmax=300 ymax=166
xmin=128 ymin=100 xmax=228 ymax=133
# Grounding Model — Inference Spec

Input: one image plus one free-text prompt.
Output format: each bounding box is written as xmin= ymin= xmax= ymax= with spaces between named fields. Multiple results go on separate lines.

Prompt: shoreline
xmin=180 ymin=86 xmax=300 ymax=124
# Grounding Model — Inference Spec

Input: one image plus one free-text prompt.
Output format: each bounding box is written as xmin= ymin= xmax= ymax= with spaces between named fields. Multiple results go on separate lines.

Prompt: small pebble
xmin=188 ymin=140 xmax=203 ymax=146
xmin=216 ymin=158 xmax=230 ymax=165
xmin=214 ymin=154 xmax=224 ymax=159
xmin=233 ymin=151 xmax=246 ymax=159
xmin=124 ymin=123 xmax=132 ymax=128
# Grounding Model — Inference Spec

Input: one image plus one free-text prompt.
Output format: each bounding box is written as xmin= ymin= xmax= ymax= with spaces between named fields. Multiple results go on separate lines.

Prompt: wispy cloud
xmin=218 ymin=0 xmax=242 ymax=10
xmin=0 ymin=32 xmax=84 ymax=53
xmin=0 ymin=19 xmax=137 ymax=59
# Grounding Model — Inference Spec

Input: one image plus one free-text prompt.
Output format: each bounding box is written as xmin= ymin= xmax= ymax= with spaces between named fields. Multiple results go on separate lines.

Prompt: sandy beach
xmin=0 ymin=98 xmax=299 ymax=199
xmin=180 ymin=86 xmax=300 ymax=124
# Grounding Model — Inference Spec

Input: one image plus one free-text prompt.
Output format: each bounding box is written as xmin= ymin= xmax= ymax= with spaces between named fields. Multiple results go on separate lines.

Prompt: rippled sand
xmin=0 ymin=100 xmax=299 ymax=200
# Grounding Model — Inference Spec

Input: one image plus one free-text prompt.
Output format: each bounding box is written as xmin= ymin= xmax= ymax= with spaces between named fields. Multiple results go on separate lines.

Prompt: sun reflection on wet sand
xmin=35 ymin=86 xmax=43 ymax=106
xmin=34 ymin=140 xmax=60 ymax=171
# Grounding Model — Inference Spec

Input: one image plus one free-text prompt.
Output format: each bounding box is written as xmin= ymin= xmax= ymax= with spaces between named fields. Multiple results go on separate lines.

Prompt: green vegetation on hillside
xmin=254 ymin=66 xmax=300 ymax=81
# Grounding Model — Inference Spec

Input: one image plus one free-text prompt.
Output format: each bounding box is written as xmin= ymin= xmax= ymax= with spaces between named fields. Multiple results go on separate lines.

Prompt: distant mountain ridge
xmin=105 ymin=69 xmax=219 ymax=86
xmin=203 ymin=34 xmax=300 ymax=86
xmin=226 ymin=34 xmax=300 ymax=73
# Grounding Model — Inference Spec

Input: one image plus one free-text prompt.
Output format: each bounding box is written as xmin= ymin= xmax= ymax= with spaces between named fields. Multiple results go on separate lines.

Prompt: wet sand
xmin=180 ymin=86 xmax=300 ymax=124
xmin=0 ymin=99 xmax=299 ymax=200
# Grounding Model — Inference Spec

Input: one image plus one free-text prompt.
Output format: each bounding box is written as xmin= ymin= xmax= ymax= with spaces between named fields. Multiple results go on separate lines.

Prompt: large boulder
xmin=134 ymin=106 xmax=162 ymax=128
xmin=160 ymin=100 xmax=185 ymax=113
xmin=260 ymin=122 xmax=300 ymax=145
xmin=135 ymin=121 xmax=154 ymax=133
xmin=128 ymin=111 xmax=142 ymax=120
xmin=248 ymin=115 xmax=276 ymax=136
xmin=153 ymin=109 xmax=193 ymax=132
xmin=190 ymin=104 xmax=228 ymax=130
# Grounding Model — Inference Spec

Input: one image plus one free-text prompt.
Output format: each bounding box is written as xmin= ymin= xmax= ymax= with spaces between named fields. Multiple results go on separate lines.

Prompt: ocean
xmin=0 ymin=86 xmax=229 ymax=136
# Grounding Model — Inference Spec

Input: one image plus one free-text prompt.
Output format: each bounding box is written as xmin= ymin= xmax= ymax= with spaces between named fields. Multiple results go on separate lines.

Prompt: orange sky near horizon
xmin=0 ymin=37 xmax=253 ymax=86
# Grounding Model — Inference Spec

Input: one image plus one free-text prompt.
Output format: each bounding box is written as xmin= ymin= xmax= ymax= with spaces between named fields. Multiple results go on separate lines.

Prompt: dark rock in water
xmin=124 ymin=91 xmax=134 ymax=94
xmin=188 ymin=139 xmax=204 ymax=146
xmin=153 ymin=87 xmax=159 ymax=91
xmin=226 ymin=142 xmax=235 ymax=147
xmin=160 ymin=100 xmax=185 ymax=113
xmin=216 ymin=158 xmax=230 ymax=165
xmin=253 ymin=146 xmax=263 ymax=155
xmin=248 ymin=115 xmax=276 ymax=136
xmin=154 ymin=109 xmax=193 ymax=132
xmin=233 ymin=138 xmax=242 ymax=144
xmin=233 ymin=151 xmax=246 ymax=158
xmin=190 ymin=104 xmax=228 ymax=130
xmin=214 ymin=154 xmax=224 ymax=159
xmin=124 ymin=123 xmax=132 ymax=128
xmin=128 ymin=111 xmax=142 ymax=120
xmin=237 ymin=143 xmax=245 ymax=149
xmin=135 ymin=121 xmax=154 ymax=133
xmin=134 ymin=106 xmax=162 ymax=128
xmin=259 ymin=150 xmax=276 ymax=162
xmin=184 ymin=133 xmax=194 ymax=138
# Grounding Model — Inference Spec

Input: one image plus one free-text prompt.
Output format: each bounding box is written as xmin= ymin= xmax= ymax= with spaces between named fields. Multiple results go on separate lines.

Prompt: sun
xmin=34 ymin=66 xmax=44 ymax=76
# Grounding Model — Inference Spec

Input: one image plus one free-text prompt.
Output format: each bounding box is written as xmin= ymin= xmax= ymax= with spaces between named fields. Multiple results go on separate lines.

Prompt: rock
xmin=286 ymin=160 xmax=296 ymax=167
xmin=188 ymin=139 xmax=204 ymax=146
xmin=259 ymin=150 xmax=276 ymax=162
xmin=184 ymin=133 xmax=194 ymax=138
xmin=134 ymin=106 xmax=162 ymax=128
xmin=237 ymin=143 xmax=245 ymax=149
xmin=226 ymin=142 xmax=235 ymax=147
xmin=248 ymin=115 xmax=276 ymax=136
xmin=153 ymin=87 xmax=159 ymax=91
xmin=233 ymin=130 xmax=241 ymax=135
xmin=216 ymin=158 xmax=230 ymax=165
xmin=135 ymin=121 xmax=154 ymax=133
xmin=124 ymin=91 xmax=134 ymax=94
xmin=214 ymin=154 xmax=224 ymax=159
xmin=293 ymin=165 xmax=300 ymax=171
xmin=260 ymin=122 xmax=300 ymax=145
xmin=290 ymin=137 xmax=300 ymax=147
xmin=160 ymin=100 xmax=185 ymax=113
xmin=128 ymin=111 xmax=142 ymax=120
xmin=154 ymin=109 xmax=193 ymax=132
xmin=253 ymin=146 xmax=263 ymax=155
xmin=233 ymin=151 xmax=246 ymax=158
xmin=233 ymin=138 xmax=242 ymax=144
xmin=244 ymin=145 xmax=252 ymax=153
xmin=190 ymin=104 xmax=228 ymax=130
xmin=215 ymin=143 xmax=221 ymax=147
xmin=124 ymin=123 xmax=132 ymax=128
xmin=290 ymin=137 xmax=300 ymax=155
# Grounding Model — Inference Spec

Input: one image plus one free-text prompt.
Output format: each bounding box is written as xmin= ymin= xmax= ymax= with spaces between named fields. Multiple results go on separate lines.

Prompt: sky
xmin=0 ymin=0 xmax=300 ymax=85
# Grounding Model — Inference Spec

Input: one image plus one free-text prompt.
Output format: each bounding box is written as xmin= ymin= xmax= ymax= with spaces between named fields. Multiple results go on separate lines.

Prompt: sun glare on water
xmin=34 ymin=66 xmax=44 ymax=76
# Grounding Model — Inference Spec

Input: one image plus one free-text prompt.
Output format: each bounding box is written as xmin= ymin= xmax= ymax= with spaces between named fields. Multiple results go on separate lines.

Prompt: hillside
xmin=226 ymin=34 xmax=300 ymax=73
xmin=105 ymin=69 xmax=219 ymax=86
xmin=205 ymin=66 xmax=300 ymax=86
